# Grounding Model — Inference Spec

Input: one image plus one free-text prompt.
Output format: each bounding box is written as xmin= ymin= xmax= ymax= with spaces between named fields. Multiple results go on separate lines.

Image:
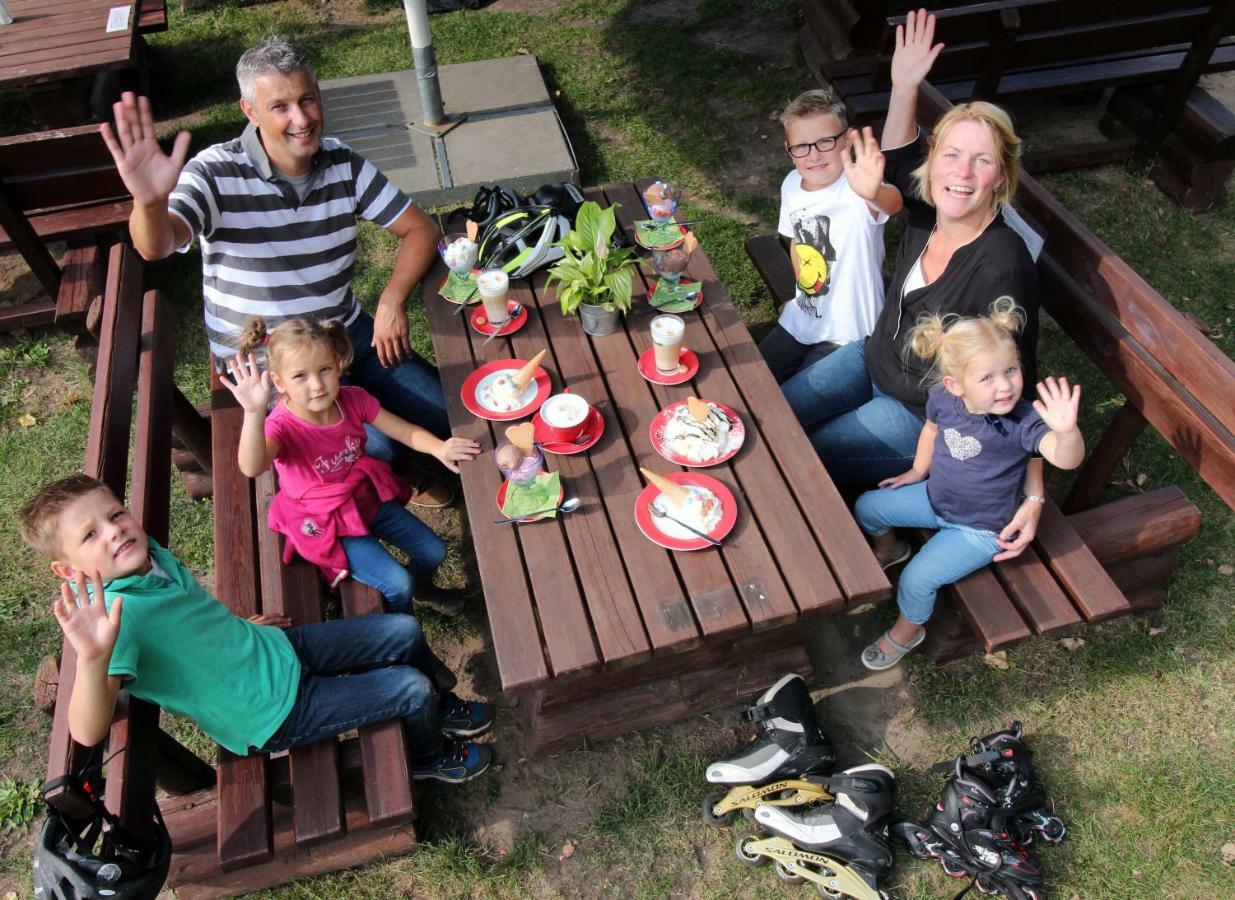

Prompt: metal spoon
xmin=648 ymin=503 xmax=722 ymax=546
xmin=639 ymin=219 xmax=703 ymax=230
xmin=480 ymin=303 xmax=525 ymax=347
xmin=493 ymin=496 xmax=581 ymax=525
xmin=535 ymin=428 xmax=594 ymax=451
xmin=634 ymin=291 xmax=699 ymax=315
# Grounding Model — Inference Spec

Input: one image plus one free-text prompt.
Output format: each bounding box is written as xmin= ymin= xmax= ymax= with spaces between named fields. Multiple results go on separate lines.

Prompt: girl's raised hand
xmin=52 ymin=570 xmax=122 ymax=663
xmin=891 ymin=8 xmax=944 ymax=90
xmin=1033 ymin=376 xmax=1081 ymax=434
xmin=435 ymin=436 xmax=482 ymax=473
xmin=842 ymin=126 xmax=886 ymax=201
xmin=222 ymin=353 xmax=273 ymax=414
xmin=879 ymin=468 xmax=926 ymax=489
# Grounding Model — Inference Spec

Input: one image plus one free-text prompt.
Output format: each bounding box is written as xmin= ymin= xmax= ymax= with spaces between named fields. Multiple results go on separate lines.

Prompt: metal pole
xmin=402 ymin=0 xmax=445 ymax=127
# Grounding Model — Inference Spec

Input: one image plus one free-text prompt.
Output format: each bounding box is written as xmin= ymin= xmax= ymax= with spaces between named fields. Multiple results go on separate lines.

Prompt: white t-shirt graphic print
xmin=777 ymin=170 xmax=888 ymax=346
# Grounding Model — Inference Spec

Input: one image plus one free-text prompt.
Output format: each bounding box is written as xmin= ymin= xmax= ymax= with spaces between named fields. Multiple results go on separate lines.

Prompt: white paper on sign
xmin=106 ymin=6 xmax=131 ymax=33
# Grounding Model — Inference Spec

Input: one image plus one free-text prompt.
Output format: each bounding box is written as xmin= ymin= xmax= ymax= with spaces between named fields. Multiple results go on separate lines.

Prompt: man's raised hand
xmin=53 ymin=570 xmax=122 ymax=664
xmin=100 ymin=92 xmax=192 ymax=206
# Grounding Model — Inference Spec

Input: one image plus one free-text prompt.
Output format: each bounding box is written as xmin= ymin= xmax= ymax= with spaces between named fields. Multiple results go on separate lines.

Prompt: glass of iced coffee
xmin=476 ymin=269 xmax=511 ymax=327
xmin=650 ymin=314 xmax=686 ymax=376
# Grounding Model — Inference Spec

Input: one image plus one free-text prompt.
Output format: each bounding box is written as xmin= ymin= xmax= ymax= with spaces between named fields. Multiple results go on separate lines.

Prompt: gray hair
xmin=236 ymin=37 xmax=317 ymax=104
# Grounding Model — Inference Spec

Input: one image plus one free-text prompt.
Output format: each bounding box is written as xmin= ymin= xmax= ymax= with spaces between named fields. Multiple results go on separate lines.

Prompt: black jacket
xmin=867 ymin=134 xmax=1040 ymax=418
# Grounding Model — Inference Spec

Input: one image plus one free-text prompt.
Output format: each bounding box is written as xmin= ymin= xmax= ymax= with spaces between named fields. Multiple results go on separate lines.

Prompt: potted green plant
xmin=545 ymin=200 xmax=639 ymax=336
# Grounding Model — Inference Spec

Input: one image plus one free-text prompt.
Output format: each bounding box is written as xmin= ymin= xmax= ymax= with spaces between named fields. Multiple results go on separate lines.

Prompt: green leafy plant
xmin=0 ymin=778 xmax=39 ymax=833
xmin=545 ymin=201 xmax=639 ymax=315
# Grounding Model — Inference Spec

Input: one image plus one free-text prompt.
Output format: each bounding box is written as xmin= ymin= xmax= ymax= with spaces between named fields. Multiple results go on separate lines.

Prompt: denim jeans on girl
xmin=260 ymin=613 xmax=441 ymax=758
xmin=340 ymin=500 xmax=447 ymax=615
xmin=854 ymin=481 xmax=1001 ymax=625
xmin=345 ymin=310 xmax=452 ymax=465
xmin=779 ymin=338 xmax=925 ymax=486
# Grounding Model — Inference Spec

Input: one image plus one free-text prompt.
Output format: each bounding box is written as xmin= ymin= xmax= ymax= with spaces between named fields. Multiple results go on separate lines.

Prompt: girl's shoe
xmin=413 ymin=585 xmax=467 ymax=617
xmin=411 ymin=739 xmax=492 ymax=783
xmin=440 ymin=693 xmax=494 ymax=738
xmin=861 ymin=627 xmax=925 ymax=671
xmin=876 ymin=540 xmax=912 ymax=570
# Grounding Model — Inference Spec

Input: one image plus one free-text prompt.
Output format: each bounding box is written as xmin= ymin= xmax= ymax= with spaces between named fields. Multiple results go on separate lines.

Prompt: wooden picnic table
xmin=0 ymin=0 xmax=142 ymax=124
xmin=425 ymin=179 xmax=891 ymax=755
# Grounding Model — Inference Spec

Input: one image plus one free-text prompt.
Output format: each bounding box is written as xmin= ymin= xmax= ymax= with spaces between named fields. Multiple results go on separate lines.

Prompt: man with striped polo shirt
xmin=100 ymin=38 xmax=453 ymax=506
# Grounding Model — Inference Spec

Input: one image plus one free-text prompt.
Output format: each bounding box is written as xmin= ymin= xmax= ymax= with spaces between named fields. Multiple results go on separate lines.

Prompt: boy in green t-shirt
xmin=21 ymin=474 xmax=492 ymax=782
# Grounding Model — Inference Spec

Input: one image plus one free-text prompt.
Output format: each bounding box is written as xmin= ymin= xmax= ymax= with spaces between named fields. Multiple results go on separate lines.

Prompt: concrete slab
xmin=320 ymin=55 xmax=577 ymax=208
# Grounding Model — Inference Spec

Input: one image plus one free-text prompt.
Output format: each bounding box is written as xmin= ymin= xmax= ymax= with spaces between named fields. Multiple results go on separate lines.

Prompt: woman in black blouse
xmin=781 ymin=9 xmax=1046 ymax=558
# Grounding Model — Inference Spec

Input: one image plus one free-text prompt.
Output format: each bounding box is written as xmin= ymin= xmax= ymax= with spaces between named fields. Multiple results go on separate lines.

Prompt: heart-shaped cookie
xmin=505 ymin=422 xmax=536 ymax=456
xmin=943 ymin=427 xmax=983 ymax=461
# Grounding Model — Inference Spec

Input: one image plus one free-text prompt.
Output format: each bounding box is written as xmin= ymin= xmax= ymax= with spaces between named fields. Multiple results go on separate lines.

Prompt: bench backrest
xmin=0 ymin=125 xmax=128 ymax=214
xmin=45 ymin=244 xmax=173 ymax=835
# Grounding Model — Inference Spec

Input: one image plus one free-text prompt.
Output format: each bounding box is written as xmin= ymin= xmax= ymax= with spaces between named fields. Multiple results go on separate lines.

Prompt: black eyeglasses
xmin=785 ymin=131 xmax=847 ymax=158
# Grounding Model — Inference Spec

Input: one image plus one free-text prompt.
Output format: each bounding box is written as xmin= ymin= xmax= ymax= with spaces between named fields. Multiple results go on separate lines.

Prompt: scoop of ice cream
xmin=494 ymin=443 xmax=525 ymax=471
xmin=444 ymin=237 xmax=477 ymax=271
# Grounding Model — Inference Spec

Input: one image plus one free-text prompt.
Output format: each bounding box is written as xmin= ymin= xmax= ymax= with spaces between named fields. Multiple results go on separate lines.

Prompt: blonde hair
xmin=238 ymin=316 xmax=353 ymax=373
xmin=910 ymin=101 xmax=1022 ymax=210
xmin=908 ymin=296 xmax=1024 ymax=383
xmin=780 ymin=86 xmax=848 ymax=131
xmin=20 ymin=474 xmax=118 ymax=559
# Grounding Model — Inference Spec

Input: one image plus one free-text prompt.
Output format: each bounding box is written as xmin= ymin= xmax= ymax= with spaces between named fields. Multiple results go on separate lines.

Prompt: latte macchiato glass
xmin=650 ymin=314 xmax=686 ymax=375
xmin=477 ymin=269 xmax=510 ymax=326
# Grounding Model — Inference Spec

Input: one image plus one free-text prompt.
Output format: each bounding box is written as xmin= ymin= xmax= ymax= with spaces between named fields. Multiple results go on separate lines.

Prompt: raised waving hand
xmin=100 ymin=92 xmax=192 ymax=206
xmin=53 ymin=570 xmax=122 ymax=664
xmin=842 ymin=126 xmax=887 ymax=201
xmin=891 ymin=8 xmax=944 ymax=91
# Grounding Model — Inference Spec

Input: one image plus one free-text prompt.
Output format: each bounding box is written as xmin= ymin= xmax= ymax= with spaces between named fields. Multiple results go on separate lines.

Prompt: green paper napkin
xmin=634 ymin=219 xmax=685 ymax=248
xmin=649 ymin=278 xmax=701 ymax=313
xmin=441 ymin=270 xmax=479 ymax=303
xmin=502 ymin=471 xmax=561 ymax=519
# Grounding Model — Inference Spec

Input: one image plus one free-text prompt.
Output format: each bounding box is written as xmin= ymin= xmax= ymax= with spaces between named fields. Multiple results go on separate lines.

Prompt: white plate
xmin=650 ymin=487 xmax=722 ymax=541
xmin=476 ymin=369 xmax=538 ymax=414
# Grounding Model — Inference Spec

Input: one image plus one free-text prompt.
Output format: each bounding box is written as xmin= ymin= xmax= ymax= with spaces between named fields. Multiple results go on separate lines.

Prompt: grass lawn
xmin=1 ymin=1 xmax=1234 ymax=897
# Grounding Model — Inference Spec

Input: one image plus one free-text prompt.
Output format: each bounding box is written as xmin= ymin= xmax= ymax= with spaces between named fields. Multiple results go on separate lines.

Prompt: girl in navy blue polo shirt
xmin=854 ymin=298 xmax=1084 ymax=670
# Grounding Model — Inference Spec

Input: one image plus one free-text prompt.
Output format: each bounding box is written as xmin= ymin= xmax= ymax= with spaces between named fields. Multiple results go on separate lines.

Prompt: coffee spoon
xmin=493 ymin=496 xmax=581 ymax=525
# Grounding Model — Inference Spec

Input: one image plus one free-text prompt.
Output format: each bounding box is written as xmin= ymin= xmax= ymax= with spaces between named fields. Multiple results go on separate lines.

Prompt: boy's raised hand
xmin=842 ymin=126 xmax=887 ymax=201
xmin=99 ymin=92 xmax=192 ymax=206
xmin=222 ymin=353 xmax=273 ymax=414
xmin=891 ymin=9 xmax=943 ymax=90
xmin=1033 ymin=376 xmax=1081 ymax=434
xmin=53 ymin=570 xmax=122 ymax=663
xmin=435 ymin=436 xmax=482 ymax=473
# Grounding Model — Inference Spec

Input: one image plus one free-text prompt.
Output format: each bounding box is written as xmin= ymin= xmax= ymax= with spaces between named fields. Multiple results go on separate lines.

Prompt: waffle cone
xmin=687 ymin=396 xmax=710 ymax=422
xmin=513 ymin=349 xmax=547 ymax=392
xmin=640 ymin=467 xmax=689 ymax=508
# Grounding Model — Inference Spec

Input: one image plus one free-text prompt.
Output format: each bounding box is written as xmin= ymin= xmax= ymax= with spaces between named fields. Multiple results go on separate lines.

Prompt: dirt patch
xmin=486 ymin=0 xmax=576 ymax=15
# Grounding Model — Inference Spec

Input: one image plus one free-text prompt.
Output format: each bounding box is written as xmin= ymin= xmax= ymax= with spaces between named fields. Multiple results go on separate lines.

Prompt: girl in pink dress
xmin=222 ymin=317 xmax=481 ymax=618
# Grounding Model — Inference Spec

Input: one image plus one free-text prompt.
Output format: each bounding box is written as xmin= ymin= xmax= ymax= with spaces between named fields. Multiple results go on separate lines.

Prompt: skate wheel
xmin=773 ymin=861 xmax=804 ymax=884
xmin=813 ymin=884 xmax=843 ymax=899
xmin=1040 ymin=821 xmax=1066 ymax=844
xmin=974 ymin=875 xmax=1001 ymax=895
xmin=940 ymin=858 xmax=969 ymax=878
xmin=701 ymin=793 xmax=737 ymax=828
xmin=733 ymin=835 xmax=766 ymax=868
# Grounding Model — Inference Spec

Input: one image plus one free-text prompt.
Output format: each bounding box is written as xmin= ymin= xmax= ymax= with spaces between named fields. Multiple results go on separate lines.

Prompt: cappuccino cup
xmin=476 ymin=269 xmax=510 ymax=326
xmin=539 ymin=392 xmax=591 ymax=443
xmin=650 ymin=314 xmax=686 ymax=375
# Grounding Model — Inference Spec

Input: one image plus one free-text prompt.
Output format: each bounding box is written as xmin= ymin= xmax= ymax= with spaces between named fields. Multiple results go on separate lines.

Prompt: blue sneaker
xmin=411 ymin=740 xmax=492 ymax=783
xmin=439 ymin=693 xmax=494 ymax=738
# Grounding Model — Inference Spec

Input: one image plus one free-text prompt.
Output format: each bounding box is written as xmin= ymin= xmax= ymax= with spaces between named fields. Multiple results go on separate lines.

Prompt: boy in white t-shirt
xmin=759 ymin=88 xmax=903 ymax=383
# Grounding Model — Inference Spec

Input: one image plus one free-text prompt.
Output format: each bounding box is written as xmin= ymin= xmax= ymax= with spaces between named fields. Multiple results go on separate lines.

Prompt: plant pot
xmin=578 ymin=302 xmax=620 ymax=336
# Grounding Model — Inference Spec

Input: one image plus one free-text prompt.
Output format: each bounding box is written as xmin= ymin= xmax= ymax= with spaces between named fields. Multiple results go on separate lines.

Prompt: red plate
xmin=496 ymin=478 xmax=565 ymax=523
xmin=649 ymin=399 xmax=745 ymax=467
xmin=470 ymin=299 xmax=528 ymax=337
xmin=533 ymin=406 xmax=605 ymax=455
xmin=460 ymin=359 xmax=552 ymax=421
xmin=638 ymin=347 xmax=699 ymax=385
xmin=634 ymin=471 xmax=736 ymax=551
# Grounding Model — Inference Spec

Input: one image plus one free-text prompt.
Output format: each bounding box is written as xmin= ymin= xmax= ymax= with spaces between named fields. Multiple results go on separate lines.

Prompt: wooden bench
xmin=137 ymin=0 xmax=169 ymax=35
xmin=0 ymin=123 xmax=132 ymax=334
xmin=43 ymin=245 xmax=422 ymax=895
xmin=806 ymin=0 xmax=1235 ymax=173
xmin=743 ymin=83 xmax=1227 ymax=660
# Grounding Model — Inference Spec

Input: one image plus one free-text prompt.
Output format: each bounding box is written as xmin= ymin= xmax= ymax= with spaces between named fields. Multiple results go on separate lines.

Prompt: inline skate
xmin=702 ymin=674 xmax=835 ymax=827
xmin=734 ymin=764 xmax=897 ymax=900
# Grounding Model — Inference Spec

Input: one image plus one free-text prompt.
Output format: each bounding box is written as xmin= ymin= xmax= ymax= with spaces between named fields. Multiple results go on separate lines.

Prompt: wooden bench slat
xmin=55 ymin=244 xmax=105 ymax=336
xmin=1068 ymin=486 xmax=1203 ymax=565
xmin=254 ymin=473 xmax=345 ymax=848
xmin=339 ymin=583 xmax=417 ymax=828
xmin=1033 ymin=501 xmax=1130 ymax=622
xmin=992 ymin=545 xmax=1084 ymax=636
xmin=210 ymin=384 xmax=274 ymax=869
xmin=422 ymin=276 xmax=550 ymax=690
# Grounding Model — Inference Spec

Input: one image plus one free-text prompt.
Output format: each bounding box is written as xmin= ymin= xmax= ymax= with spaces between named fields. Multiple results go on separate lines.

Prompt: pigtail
xmin=986 ymin=296 xmax=1024 ymax=336
xmin=908 ymin=312 xmax=949 ymax=363
xmin=238 ymin=316 xmax=269 ymax=356
xmin=321 ymin=320 xmax=354 ymax=370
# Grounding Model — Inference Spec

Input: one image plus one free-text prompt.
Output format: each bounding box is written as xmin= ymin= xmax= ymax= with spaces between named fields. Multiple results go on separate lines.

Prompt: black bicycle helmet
xmin=33 ymin=776 xmax=170 ymax=900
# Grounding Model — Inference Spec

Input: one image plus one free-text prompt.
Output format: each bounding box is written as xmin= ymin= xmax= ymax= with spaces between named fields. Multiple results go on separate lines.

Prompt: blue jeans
xmin=345 ymin=311 xmax=451 ymax=465
xmin=854 ymin=481 xmax=1001 ymax=626
xmin=261 ymin=613 xmax=442 ymax=758
xmin=340 ymin=501 xmax=446 ymax=615
xmin=780 ymin=338 xmax=926 ymax=486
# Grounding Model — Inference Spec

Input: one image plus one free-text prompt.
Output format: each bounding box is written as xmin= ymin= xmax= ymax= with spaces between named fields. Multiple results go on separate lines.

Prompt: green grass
xmin=1 ymin=0 xmax=1234 ymax=897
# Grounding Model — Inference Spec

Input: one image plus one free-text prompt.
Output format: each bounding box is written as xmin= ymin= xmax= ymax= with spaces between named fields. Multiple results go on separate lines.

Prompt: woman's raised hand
xmin=222 ymin=353 xmax=273 ymax=414
xmin=891 ymin=9 xmax=944 ymax=90
xmin=842 ymin=126 xmax=887 ymax=201
xmin=99 ymin=92 xmax=192 ymax=206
